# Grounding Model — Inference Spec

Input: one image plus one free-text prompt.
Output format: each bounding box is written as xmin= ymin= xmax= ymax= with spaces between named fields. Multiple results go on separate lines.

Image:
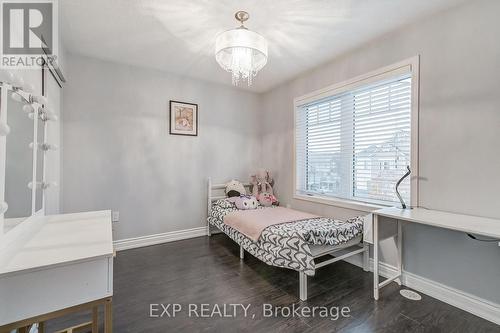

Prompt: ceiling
xmin=61 ymin=0 xmax=465 ymax=93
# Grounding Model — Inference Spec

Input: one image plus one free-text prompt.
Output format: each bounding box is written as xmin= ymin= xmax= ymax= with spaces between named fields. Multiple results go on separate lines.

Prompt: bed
xmin=206 ymin=178 xmax=369 ymax=301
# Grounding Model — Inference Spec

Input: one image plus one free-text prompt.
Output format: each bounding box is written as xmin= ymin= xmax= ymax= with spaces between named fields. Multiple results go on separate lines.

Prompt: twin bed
xmin=206 ymin=178 xmax=369 ymax=301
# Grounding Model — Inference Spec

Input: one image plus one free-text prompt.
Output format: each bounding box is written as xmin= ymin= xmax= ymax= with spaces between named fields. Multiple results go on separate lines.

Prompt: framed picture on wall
xmin=169 ymin=100 xmax=198 ymax=136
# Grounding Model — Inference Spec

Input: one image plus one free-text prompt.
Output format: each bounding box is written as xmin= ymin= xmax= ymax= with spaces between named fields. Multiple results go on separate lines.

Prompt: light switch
xmin=112 ymin=211 xmax=119 ymax=222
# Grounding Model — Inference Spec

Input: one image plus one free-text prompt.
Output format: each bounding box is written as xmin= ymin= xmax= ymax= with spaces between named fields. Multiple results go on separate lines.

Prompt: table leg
xmin=92 ymin=306 xmax=99 ymax=333
xmin=363 ymin=242 xmax=370 ymax=272
xmin=397 ymin=220 xmax=403 ymax=285
xmin=373 ymin=214 xmax=379 ymax=300
xmin=104 ymin=298 xmax=113 ymax=333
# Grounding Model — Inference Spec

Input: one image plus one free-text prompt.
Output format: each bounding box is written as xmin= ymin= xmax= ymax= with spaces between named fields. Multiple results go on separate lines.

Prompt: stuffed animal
xmin=250 ymin=169 xmax=278 ymax=205
xmin=225 ymin=179 xmax=247 ymax=198
xmin=258 ymin=192 xmax=277 ymax=207
xmin=228 ymin=195 xmax=258 ymax=210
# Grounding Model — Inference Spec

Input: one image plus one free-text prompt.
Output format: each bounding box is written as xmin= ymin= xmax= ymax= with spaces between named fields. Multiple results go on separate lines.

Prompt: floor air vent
xmin=400 ymin=289 xmax=422 ymax=301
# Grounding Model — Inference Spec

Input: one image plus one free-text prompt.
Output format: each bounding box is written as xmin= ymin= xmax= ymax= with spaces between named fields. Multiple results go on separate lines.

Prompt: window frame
xmin=293 ymin=56 xmax=420 ymax=212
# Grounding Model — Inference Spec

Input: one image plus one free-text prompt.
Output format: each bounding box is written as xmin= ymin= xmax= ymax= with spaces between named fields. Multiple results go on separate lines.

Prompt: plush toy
xmin=225 ymin=179 xmax=247 ymax=198
xmin=250 ymin=169 xmax=278 ymax=205
xmin=228 ymin=195 xmax=258 ymax=210
xmin=258 ymin=192 xmax=277 ymax=207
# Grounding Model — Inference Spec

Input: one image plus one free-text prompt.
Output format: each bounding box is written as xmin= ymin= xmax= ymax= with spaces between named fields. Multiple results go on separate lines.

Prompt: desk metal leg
xmin=373 ymin=214 xmax=379 ymax=300
xmin=396 ymin=220 xmax=403 ymax=285
xmin=373 ymin=215 xmax=404 ymax=300
xmin=363 ymin=242 xmax=370 ymax=272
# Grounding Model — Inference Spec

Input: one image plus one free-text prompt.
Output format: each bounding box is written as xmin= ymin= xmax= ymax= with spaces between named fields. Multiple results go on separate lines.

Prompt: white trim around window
xmin=293 ymin=56 xmax=420 ymax=212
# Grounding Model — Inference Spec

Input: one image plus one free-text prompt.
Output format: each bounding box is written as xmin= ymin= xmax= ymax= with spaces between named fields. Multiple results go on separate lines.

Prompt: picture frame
xmin=169 ymin=100 xmax=198 ymax=136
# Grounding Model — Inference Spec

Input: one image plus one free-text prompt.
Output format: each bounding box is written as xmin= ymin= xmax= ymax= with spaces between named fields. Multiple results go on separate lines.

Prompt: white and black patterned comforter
xmin=207 ymin=200 xmax=364 ymax=276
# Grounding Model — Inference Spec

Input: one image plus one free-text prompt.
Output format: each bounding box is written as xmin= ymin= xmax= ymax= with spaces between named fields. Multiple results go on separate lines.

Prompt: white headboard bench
xmin=206 ymin=177 xmax=251 ymax=236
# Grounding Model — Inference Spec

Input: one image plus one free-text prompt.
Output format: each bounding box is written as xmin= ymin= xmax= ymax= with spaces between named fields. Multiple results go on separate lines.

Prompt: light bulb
xmin=0 ymin=201 xmax=8 ymax=214
xmin=11 ymin=91 xmax=24 ymax=102
xmin=23 ymin=104 xmax=34 ymax=113
xmin=43 ymin=111 xmax=58 ymax=121
xmin=12 ymin=74 xmax=24 ymax=87
xmin=43 ymin=143 xmax=58 ymax=151
xmin=5 ymin=71 xmax=15 ymax=84
xmin=0 ymin=122 xmax=10 ymax=136
xmin=32 ymin=95 xmax=48 ymax=105
xmin=28 ymin=181 xmax=48 ymax=189
xmin=23 ymin=83 xmax=35 ymax=93
xmin=41 ymin=181 xmax=57 ymax=190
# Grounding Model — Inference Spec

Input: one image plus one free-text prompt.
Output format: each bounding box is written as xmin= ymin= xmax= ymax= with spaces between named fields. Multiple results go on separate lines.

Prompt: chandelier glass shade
xmin=215 ymin=12 xmax=268 ymax=86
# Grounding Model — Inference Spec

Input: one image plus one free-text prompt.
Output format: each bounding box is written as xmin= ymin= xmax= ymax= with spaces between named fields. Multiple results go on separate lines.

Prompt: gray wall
xmin=260 ymin=0 xmax=500 ymax=303
xmin=61 ymin=0 xmax=500 ymax=305
xmin=62 ymin=54 xmax=262 ymax=240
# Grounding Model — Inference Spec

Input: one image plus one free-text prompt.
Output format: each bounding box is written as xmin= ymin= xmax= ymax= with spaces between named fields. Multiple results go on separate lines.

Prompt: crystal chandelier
xmin=215 ymin=11 xmax=268 ymax=86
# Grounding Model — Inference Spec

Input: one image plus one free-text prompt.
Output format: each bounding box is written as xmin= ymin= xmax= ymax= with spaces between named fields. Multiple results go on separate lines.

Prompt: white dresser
xmin=0 ymin=210 xmax=114 ymax=331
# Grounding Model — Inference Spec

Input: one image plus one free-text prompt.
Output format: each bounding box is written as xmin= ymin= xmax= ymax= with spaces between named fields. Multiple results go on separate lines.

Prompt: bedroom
xmin=0 ymin=0 xmax=499 ymax=332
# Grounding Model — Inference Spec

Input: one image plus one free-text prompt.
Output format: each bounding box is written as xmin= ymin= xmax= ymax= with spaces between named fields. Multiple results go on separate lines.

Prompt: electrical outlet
xmin=112 ymin=211 xmax=119 ymax=222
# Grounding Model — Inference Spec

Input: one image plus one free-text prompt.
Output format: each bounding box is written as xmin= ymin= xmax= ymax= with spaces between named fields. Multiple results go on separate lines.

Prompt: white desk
xmin=0 ymin=210 xmax=114 ymax=331
xmin=365 ymin=207 xmax=500 ymax=300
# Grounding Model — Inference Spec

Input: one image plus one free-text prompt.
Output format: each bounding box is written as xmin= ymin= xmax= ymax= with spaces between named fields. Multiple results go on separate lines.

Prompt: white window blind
xmin=296 ymin=74 xmax=412 ymax=205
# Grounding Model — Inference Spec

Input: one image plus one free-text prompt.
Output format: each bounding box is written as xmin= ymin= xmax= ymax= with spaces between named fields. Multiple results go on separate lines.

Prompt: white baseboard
xmin=113 ymin=226 xmax=207 ymax=251
xmin=343 ymin=254 xmax=500 ymax=325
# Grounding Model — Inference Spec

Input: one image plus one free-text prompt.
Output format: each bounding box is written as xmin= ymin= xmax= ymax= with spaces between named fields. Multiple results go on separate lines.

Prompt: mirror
xmin=4 ymin=88 xmax=33 ymax=232
xmin=35 ymin=111 xmax=44 ymax=212
xmin=0 ymin=68 xmax=59 ymax=235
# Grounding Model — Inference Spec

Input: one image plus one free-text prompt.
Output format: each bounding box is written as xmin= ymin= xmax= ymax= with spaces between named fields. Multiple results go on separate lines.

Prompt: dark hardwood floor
xmin=47 ymin=234 xmax=499 ymax=332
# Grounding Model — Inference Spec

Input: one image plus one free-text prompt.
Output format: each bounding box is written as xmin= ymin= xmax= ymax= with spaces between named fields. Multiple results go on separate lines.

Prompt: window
xmin=295 ymin=60 xmax=418 ymax=207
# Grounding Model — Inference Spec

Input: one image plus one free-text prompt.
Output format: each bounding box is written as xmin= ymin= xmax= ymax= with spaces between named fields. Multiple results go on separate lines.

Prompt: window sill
xmin=293 ymin=193 xmax=389 ymax=213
